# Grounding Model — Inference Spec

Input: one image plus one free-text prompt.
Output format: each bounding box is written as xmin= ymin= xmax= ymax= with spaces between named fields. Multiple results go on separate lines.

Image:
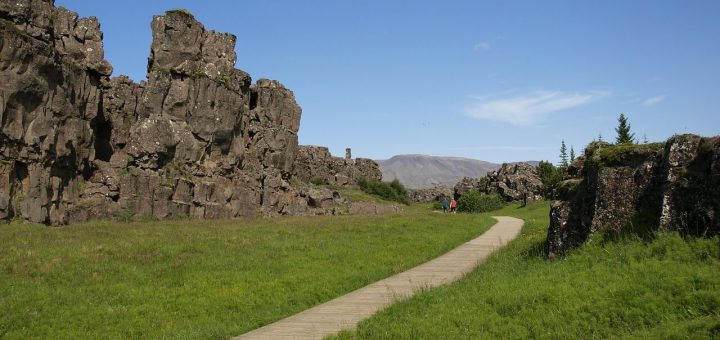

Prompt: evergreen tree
xmin=615 ymin=113 xmax=635 ymax=144
xmin=642 ymin=133 xmax=649 ymax=144
xmin=598 ymin=133 xmax=603 ymax=142
xmin=559 ymin=140 xmax=568 ymax=167
xmin=570 ymin=146 xmax=576 ymax=162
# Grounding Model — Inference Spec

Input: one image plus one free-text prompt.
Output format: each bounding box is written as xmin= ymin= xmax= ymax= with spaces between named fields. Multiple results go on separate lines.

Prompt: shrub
xmin=310 ymin=177 xmax=329 ymax=186
xmin=214 ymin=75 xmax=231 ymax=89
xmin=191 ymin=70 xmax=208 ymax=79
xmin=537 ymin=160 xmax=563 ymax=197
xmin=357 ymin=178 xmax=409 ymax=205
xmin=457 ymin=192 xmax=506 ymax=213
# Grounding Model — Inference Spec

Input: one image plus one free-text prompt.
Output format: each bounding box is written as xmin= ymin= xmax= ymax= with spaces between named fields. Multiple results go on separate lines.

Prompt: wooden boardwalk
xmin=234 ymin=216 xmax=524 ymax=340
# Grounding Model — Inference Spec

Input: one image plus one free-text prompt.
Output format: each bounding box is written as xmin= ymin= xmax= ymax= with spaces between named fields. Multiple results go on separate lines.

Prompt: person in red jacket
xmin=449 ymin=197 xmax=458 ymax=213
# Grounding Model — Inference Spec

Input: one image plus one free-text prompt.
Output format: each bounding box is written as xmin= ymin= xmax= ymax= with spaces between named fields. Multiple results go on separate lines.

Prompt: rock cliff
xmin=547 ymin=135 xmax=720 ymax=258
xmin=0 ymin=1 xmax=381 ymax=224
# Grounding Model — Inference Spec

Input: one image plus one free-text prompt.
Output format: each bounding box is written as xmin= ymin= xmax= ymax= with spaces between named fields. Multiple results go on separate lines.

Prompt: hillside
xmin=376 ymin=155 xmax=501 ymax=189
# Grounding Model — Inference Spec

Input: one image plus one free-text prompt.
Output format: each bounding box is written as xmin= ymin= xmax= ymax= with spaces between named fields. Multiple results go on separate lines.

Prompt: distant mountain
xmin=376 ymin=155 xmax=502 ymax=189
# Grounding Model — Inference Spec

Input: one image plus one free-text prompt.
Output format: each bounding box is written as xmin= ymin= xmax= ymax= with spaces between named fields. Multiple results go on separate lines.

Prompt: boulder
xmin=486 ymin=163 xmax=543 ymax=201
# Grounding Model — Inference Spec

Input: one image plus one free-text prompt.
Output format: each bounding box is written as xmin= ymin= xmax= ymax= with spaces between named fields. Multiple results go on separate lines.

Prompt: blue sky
xmin=57 ymin=0 xmax=720 ymax=163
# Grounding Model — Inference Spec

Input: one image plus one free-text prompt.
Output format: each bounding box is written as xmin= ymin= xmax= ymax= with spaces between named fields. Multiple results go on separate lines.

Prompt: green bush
xmin=537 ymin=160 xmax=564 ymax=197
xmin=357 ymin=178 xmax=409 ymax=205
xmin=457 ymin=192 xmax=506 ymax=213
xmin=310 ymin=177 xmax=329 ymax=186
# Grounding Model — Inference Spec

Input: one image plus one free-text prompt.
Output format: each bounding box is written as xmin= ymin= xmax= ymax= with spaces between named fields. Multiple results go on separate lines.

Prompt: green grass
xmin=329 ymin=185 xmax=386 ymax=204
xmin=0 ymin=206 xmax=493 ymax=339
xmin=333 ymin=201 xmax=720 ymax=339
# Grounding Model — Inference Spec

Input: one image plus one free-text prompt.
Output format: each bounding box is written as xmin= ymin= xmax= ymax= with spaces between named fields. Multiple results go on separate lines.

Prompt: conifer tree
xmin=559 ymin=140 xmax=568 ymax=167
xmin=570 ymin=146 xmax=576 ymax=163
xmin=615 ymin=113 xmax=635 ymax=144
xmin=598 ymin=133 xmax=603 ymax=142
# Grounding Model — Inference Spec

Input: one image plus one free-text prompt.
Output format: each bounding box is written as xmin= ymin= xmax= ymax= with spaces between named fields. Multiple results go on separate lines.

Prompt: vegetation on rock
xmin=592 ymin=142 xmax=664 ymax=167
xmin=166 ymin=9 xmax=195 ymax=19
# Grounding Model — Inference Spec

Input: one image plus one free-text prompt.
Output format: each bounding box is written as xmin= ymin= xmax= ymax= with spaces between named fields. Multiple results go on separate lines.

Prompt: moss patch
xmin=592 ymin=142 xmax=664 ymax=167
xmin=165 ymin=9 xmax=195 ymax=20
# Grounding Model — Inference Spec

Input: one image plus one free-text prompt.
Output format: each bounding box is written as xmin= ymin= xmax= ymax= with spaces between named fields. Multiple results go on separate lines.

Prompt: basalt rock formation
xmin=485 ymin=162 xmax=543 ymax=201
xmin=406 ymin=186 xmax=453 ymax=203
xmin=454 ymin=176 xmax=484 ymax=197
xmin=546 ymin=135 xmax=720 ymax=258
xmin=0 ymin=1 xmax=381 ymax=225
xmin=292 ymin=146 xmax=381 ymax=186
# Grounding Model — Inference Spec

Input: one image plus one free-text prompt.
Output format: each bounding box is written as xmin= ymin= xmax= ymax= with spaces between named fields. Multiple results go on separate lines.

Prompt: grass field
xmin=0 ymin=205 xmax=493 ymax=339
xmin=333 ymin=201 xmax=720 ymax=339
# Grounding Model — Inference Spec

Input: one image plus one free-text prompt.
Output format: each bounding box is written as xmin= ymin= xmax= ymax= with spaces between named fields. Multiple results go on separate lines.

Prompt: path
xmin=234 ymin=216 xmax=524 ymax=340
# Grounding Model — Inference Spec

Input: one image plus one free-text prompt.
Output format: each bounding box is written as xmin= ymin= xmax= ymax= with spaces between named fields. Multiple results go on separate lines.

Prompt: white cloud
xmin=641 ymin=95 xmax=665 ymax=107
xmin=473 ymin=42 xmax=490 ymax=51
xmin=465 ymin=90 xmax=606 ymax=125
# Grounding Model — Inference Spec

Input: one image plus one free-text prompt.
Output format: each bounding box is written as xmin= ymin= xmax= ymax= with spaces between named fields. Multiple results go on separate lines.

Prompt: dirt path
xmin=234 ymin=216 xmax=524 ymax=340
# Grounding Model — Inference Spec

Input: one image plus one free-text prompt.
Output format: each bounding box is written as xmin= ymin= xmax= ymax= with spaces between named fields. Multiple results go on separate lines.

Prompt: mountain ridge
xmin=376 ymin=154 xmax=501 ymax=189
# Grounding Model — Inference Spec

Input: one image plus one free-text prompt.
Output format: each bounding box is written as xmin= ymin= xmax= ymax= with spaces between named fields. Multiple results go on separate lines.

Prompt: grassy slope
xmin=334 ymin=201 xmax=720 ymax=339
xmin=0 ymin=205 xmax=493 ymax=339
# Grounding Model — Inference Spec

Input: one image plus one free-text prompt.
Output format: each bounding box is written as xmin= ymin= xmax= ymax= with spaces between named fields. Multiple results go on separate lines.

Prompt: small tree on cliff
xmin=559 ymin=140 xmax=569 ymax=167
xmin=615 ymin=113 xmax=635 ymax=144
xmin=570 ymin=146 xmax=576 ymax=163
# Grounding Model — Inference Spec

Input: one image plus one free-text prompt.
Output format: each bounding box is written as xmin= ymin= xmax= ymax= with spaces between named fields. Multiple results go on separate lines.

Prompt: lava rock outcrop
xmin=0 ymin=1 xmax=381 ymax=224
xmin=547 ymin=135 xmax=720 ymax=258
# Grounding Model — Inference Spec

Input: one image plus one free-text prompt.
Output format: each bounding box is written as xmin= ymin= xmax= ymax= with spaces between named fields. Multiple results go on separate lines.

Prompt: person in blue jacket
xmin=441 ymin=197 xmax=450 ymax=213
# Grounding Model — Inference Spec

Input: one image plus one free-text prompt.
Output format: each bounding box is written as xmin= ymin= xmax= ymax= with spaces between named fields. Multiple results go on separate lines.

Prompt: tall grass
xmin=334 ymin=201 xmax=720 ymax=339
xmin=0 ymin=206 xmax=493 ymax=339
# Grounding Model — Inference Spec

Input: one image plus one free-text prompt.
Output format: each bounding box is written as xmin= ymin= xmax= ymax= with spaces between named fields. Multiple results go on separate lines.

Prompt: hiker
xmin=450 ymin=197 xmax=457 ymax=213
xmin=441 ymin=197 xmax=450 ymax=213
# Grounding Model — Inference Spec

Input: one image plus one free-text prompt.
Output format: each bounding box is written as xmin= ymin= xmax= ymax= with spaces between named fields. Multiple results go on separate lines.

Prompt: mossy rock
xmin=592 ymin=142 xmax=664 ymax=167
xmin=556 ymin=179 xmax=582 ymax=200
xmin=165 ymin=9 xmax=195 ymax=20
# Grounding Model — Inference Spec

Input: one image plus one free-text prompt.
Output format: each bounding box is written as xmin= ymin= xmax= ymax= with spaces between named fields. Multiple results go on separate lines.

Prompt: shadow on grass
xmin=599 ymin=210 xmax=658 ymax=247
xmin=521 ymin=239 xmax=548 ymax=260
